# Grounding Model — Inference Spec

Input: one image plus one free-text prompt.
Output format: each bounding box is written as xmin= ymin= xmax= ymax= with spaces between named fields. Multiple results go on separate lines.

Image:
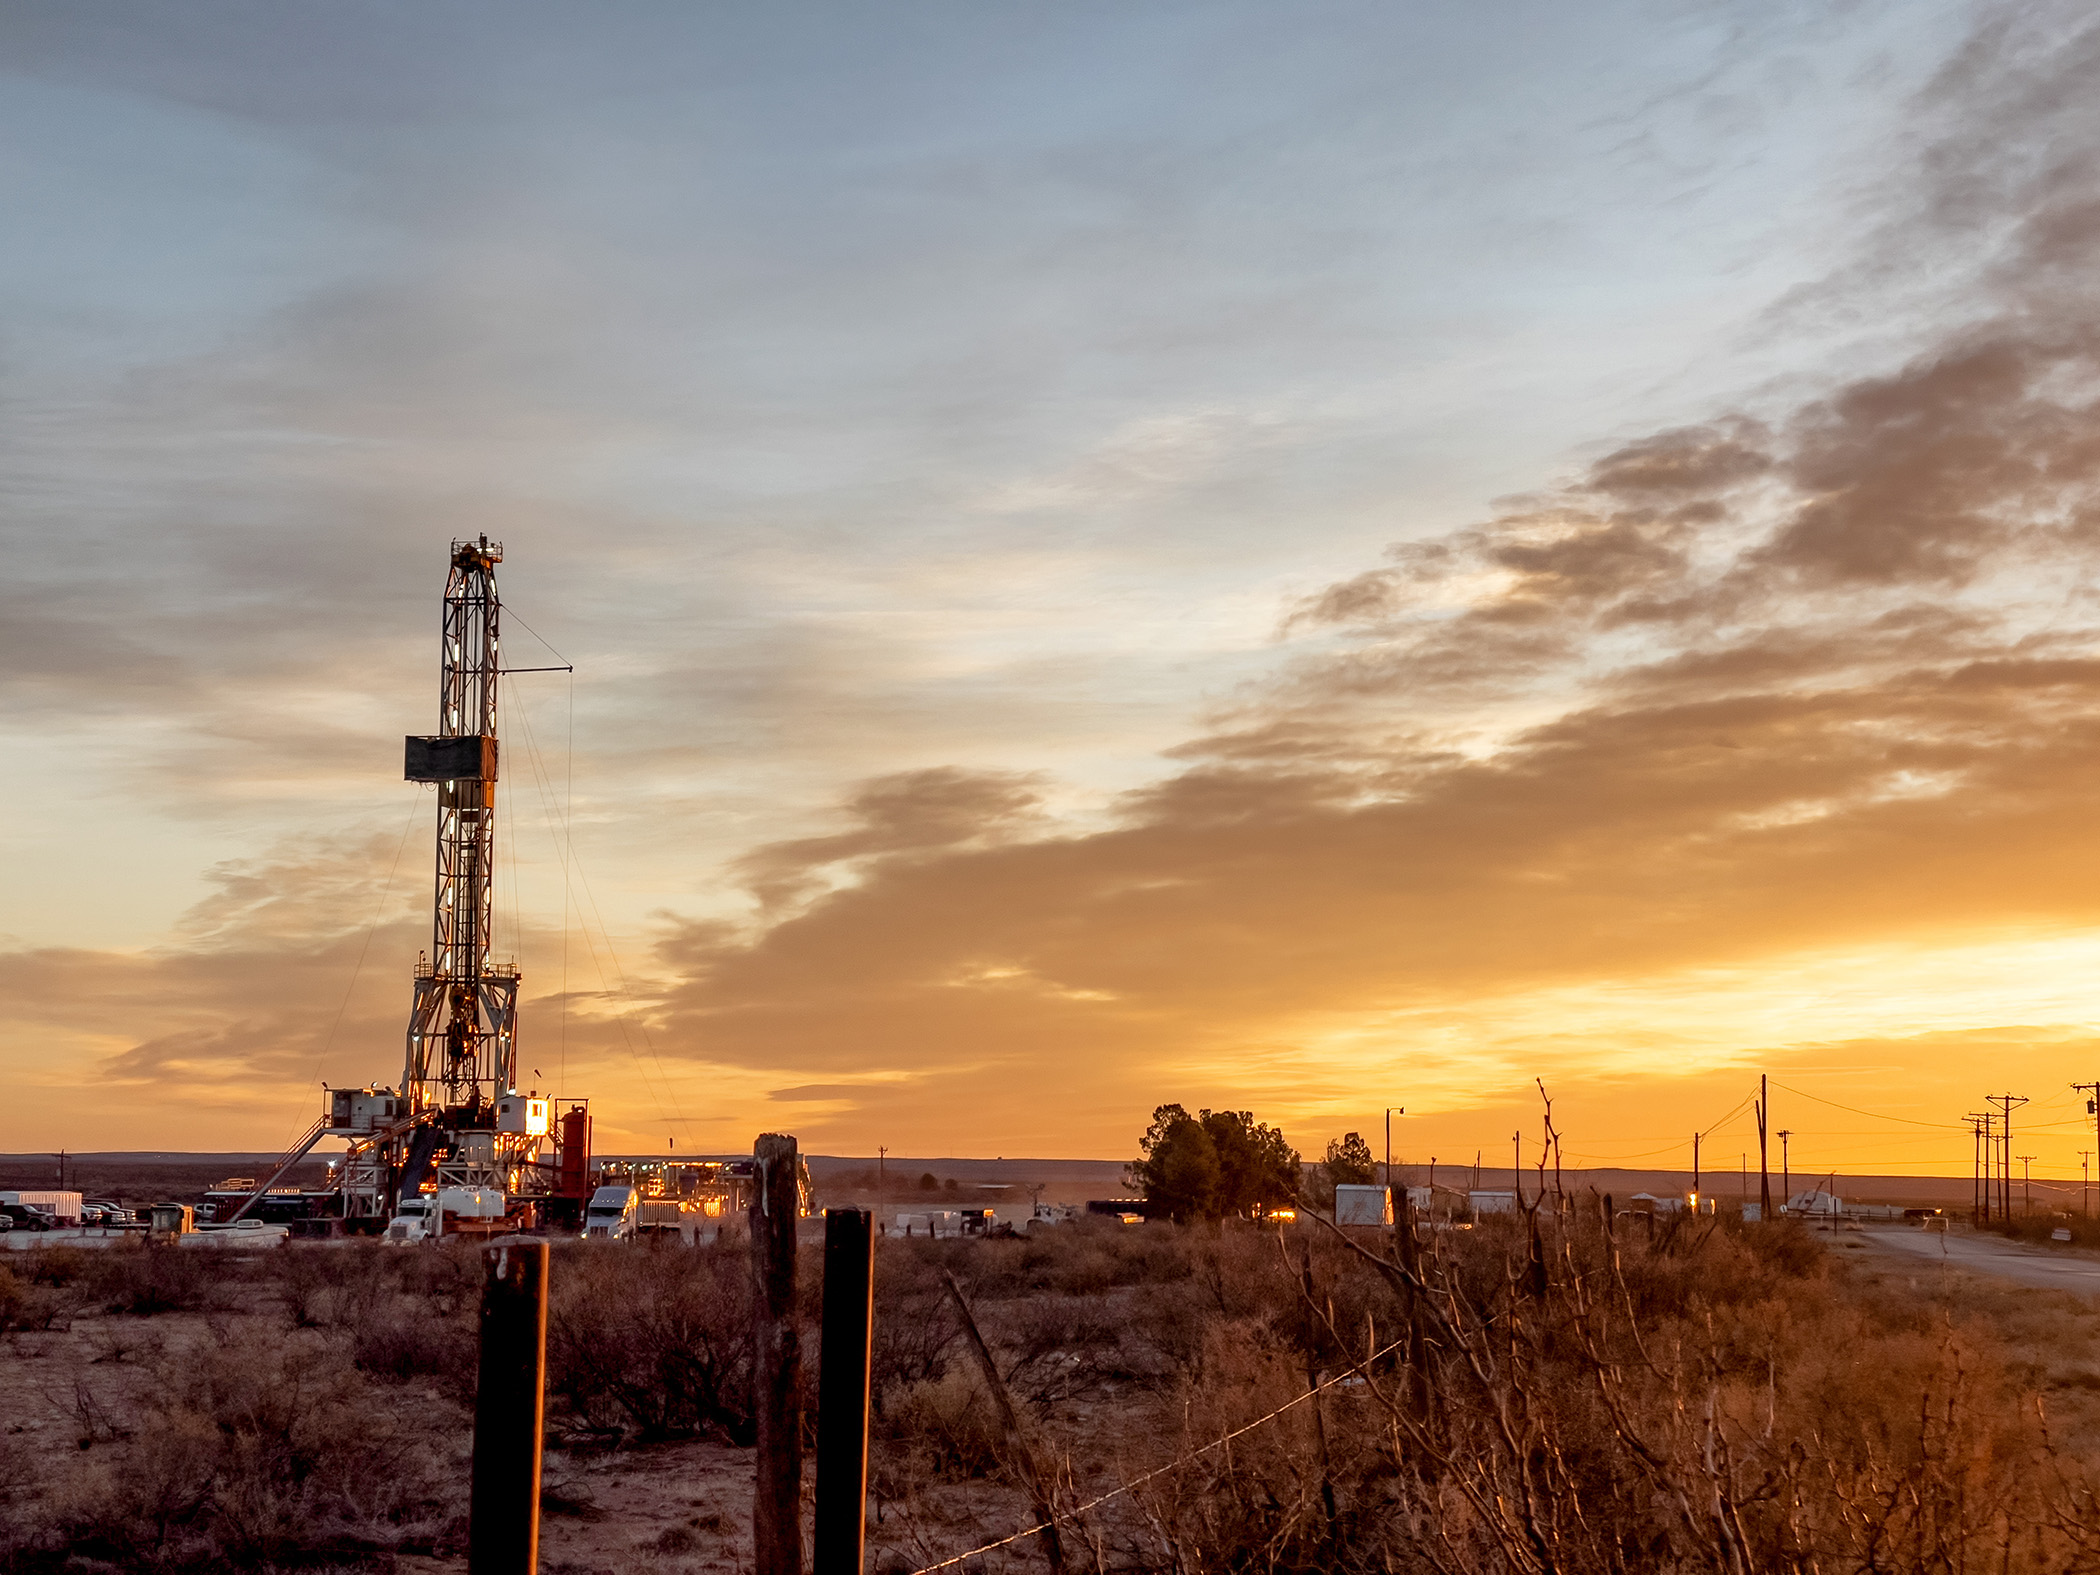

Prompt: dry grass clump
xmin=4 ymin=1324 xmax=457 ymax=1574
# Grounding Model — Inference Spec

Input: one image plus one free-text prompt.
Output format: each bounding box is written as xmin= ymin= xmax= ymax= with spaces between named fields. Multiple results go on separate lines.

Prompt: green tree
xmin=1307 ymin=1131 xmax=1375 ymax=1208
xmin=1132 ymin=1104 xmax=1301 ymax=1221
xmin=1130 ymin=1104 xmax=1219 ymax=1222
xmin=1324 ymin=1132 xmax=1376 ymax=1187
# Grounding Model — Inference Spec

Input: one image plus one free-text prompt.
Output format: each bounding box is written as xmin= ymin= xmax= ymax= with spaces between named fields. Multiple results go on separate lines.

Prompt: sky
xmin=8 ymin=1 xmax=2100 ymax=1185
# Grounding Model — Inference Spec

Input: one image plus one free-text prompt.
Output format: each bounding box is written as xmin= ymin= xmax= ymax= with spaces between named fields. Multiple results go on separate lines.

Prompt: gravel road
xmin=1850 ymin=1223 xmax=2100 ymax=1294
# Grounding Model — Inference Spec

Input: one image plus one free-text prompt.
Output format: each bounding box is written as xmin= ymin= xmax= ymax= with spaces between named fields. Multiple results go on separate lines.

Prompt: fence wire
xmin=905 ymin=1333 xmax=1409 ymax=1574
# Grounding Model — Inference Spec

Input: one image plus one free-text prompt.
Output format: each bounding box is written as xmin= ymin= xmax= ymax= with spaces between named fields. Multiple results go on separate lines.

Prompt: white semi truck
xmin=583 ymin=1184 xmax=639 ymax=1240
xmin=385 ymin=1187 xmax=507 ymax=1243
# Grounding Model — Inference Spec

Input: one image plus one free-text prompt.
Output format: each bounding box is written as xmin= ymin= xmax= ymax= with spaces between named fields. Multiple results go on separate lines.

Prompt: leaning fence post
xmin=814 ymin=1207 xmax=874 ymax=1575
xmin=753 ymin=1133 xmax=805 ymax=1575
xmin=469 ymin=1240 xmax=548 ymax=1575
xmin=942 ymin=1270 xmax=1066 ymax=1575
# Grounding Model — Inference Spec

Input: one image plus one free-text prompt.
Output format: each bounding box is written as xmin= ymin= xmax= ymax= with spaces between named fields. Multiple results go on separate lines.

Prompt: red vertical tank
xmin=557 ymin=1104 xmax=592 ymax=1200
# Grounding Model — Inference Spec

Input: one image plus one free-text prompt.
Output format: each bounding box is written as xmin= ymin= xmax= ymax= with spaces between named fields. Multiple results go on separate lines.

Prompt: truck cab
xmin=583 ymin=1184 xmax=638 ymax=1241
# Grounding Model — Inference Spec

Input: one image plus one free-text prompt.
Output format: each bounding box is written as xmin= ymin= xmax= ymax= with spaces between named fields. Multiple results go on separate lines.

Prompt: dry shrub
xmin=83 ymin=1247 xmax=210 ymax=1317
xmin=19 ymin=1327 xmax=453 ymax=1573
xmin=0 ymin=1263 xmax=73 ymax=1332
xmin=349 ymin=1298 xmax=476 ymax=1393
xmin=878 ymin=1369 xmax=1005 ymax=1483
xmin=547 ymin=1242 xmax=759 ymax=1442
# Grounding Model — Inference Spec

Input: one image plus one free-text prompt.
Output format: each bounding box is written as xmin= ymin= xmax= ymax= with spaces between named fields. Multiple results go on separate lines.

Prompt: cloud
xmin=732 ymin=767 xmax=1047 ymax=912
xmin=13 ymin=5 xmax=2100 ymax=1164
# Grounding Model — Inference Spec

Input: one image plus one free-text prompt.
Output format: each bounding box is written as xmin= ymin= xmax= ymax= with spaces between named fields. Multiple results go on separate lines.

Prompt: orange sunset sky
xmin=7 ymin=4 xmax=2100 ymax=1186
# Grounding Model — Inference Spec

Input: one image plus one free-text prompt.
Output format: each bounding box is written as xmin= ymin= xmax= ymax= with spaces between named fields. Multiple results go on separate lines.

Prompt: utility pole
xmin=1967 ymin=1112 xmax=1997 ymax=1223
xmin=876 ymin=1145 xmax=887 ymax=1202
xmin=1757 ymin=1075 xmax=1771 ymax=1220
xmin=2017 ymin=1154 xmax=2035 ymax=1217
xmin=1777 ymin=1130 xmax=1791 ymax=1212
xmin=1987 ymin=1094 xmax=2027 ymax=1222
xmin=1385 ymin=1107 xmax=1403 ymax=1194
xmin=1512 ymin=1130 xmax=1522 ymax=1207
xmin=2083 ymin=1151 xmax=2092 ymax=1220
xmin=2075 ymin=1083 xmax=2100 ymax=1217
xmin=1966 ymin=1115 xmax=1981 ymax=1222
xmin=1691 ymin=1130 xmax=1701 ymax=1208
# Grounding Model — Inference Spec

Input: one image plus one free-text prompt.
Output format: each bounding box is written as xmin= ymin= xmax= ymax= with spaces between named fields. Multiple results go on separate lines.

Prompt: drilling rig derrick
xmin=318 ymin=537 xmax=561 ymax=1229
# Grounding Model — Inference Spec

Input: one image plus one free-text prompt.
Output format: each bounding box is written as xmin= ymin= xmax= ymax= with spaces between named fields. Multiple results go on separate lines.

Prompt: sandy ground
xmin=3 ymin=1292 xmax=1041 ymax=1575
xmin=1848 ymin=1222 xmax=2100 ymax=1293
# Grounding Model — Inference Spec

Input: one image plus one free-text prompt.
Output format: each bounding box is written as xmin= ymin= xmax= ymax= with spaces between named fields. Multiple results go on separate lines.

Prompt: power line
xmin=906 ymin=1333 xmax=1410 ymax=1574
xmin=1766 ymin=1079 xmax=1962 ymax=1130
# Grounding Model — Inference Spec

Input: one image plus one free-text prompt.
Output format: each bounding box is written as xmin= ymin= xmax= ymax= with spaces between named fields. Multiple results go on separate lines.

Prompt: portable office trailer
xmin=1334 ymin=1184 xmax=1392 ymax=1226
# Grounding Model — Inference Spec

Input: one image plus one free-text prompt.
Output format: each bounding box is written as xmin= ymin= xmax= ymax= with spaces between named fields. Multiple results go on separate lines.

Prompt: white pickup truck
xmin=583 ymin=1184 xmax=639 ymax=1241
xmin=385 ymin=1187 xmax=506 ymax=1243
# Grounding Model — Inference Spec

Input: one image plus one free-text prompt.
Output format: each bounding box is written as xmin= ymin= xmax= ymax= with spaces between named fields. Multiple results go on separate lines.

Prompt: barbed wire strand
xmin=906 ymin=1333 xmax=1410 ymax=1575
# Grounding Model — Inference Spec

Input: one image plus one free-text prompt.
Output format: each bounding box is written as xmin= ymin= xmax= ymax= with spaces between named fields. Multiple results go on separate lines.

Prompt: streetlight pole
xmin=1384 ymin=1107 xmax=1404 ymax=1195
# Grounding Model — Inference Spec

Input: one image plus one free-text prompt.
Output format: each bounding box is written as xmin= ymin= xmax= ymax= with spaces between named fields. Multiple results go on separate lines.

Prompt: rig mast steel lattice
xmin=324 ymin=537 xmax=550 ymax=1222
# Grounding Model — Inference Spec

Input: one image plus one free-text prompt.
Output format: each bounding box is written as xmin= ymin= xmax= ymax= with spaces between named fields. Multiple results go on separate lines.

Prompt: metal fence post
xmin=815 ymin=1208 xmax=874 ymax=1575
xmin=469 ymin=1240 xmax=548 ymax=1575
xmin=754 ymin=1133 xmax=805 ymax=1575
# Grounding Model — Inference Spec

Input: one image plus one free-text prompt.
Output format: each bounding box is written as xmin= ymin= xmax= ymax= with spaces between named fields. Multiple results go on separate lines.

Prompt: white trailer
xmin=0 ymin=1191 xmax=82 ymax=1226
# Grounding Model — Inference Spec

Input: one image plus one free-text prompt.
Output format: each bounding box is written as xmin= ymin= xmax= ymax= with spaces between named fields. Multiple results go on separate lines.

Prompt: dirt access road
xmin=1851 ymin=1223 xmax=2100 ymax=1294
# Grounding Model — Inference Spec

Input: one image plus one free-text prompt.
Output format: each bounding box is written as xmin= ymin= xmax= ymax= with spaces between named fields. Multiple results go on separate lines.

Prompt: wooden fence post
xmin=941 ymin=1271 xmax=1065 ymax=1575
xmin=754 ymin=1133 xmax=805 ymax=1575
xmin=814 ymin=1207 xmax=874 ymax=1575
xmin=469 ymin=1240 xmax=548 ymax=1575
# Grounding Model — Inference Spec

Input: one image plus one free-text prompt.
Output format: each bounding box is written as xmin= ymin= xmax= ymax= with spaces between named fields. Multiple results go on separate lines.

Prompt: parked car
xmin=0 ymin=1214 xmax=12 ymax=1232
xmin=0 ymin=1204 xmax=54 ymax=1231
